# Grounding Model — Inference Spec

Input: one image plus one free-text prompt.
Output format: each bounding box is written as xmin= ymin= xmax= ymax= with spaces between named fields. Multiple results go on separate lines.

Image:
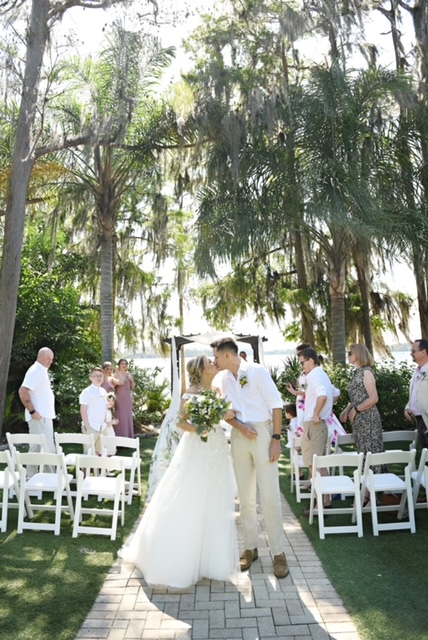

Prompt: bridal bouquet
xmin=183 ymin=389 xmax=231 ymax=442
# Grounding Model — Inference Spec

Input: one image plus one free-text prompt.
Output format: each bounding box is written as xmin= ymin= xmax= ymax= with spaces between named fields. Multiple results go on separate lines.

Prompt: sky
xmin=57 ymin=2 xmax=420 ymax=348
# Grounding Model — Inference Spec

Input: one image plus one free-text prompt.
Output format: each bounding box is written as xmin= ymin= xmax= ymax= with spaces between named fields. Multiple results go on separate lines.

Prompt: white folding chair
xmin=6 ymin=432 xmax=49 ymax=498
xmin=290 ymin=435 xmax=311 ymax=502
xmin=72 ymin=455 xmax=125 ymax=540
xmin=360 ymin=450 xmax=416 ymax=536
xmin=54 ymin=432 xmax=96 ymax=495
xmin=0 ymin=450 xmax=17 ymax=532
xmin=54 ymin=432 xmax=96 ymax=463
xmin=331 ymin=433 xmax=358 ymax=497
xmin=382 ymin=429 xmax=418 ymax=451
xmin=99 ymin=435 xmax=142 ymax=505
xmin=15 ymin=451 xmax=74 ymax=535
xmin=308 ymin=453 xmax=364 ymax=539
xmin=411 ymin=448 xmax=428 ymax=510
xmin=291 ymin=433 xmax=331 ymax=502
xmin=6 ymin=432 xmax=49 ymax=461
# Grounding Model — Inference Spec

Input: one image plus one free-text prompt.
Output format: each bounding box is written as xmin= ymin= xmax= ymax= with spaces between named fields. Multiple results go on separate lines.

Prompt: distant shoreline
xmin=126 ymin=343 xmax=411 ymax=360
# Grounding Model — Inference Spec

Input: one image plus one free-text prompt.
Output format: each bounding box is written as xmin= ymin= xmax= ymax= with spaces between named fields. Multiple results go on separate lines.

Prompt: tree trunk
xmin=411 ymin=0 xmax=428 ymax=96
xmin=100 ymin=230 xmax=114 ymax=362
xmin=330 ymin=288 xmax=347 ymax=366
xmin=413 ymin=245 xmax=428 ymax=337
xmin=353 ymin=245 xmax=374 ymax=354
xmin=328 ymin=236 xmax=348 ymax=366
xmin=293 ymin=228 xmax=315 ymax=346
xmin=0 ymin=0 xmax=50 ymax=433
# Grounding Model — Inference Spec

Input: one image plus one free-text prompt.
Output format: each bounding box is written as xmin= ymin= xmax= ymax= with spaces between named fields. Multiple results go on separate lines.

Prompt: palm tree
xmin=54 ymin=23 xmax=177 ymax=360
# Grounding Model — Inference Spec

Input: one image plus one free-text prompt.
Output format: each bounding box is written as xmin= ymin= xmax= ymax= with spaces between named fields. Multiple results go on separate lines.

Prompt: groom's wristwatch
xmin=271 ymin=434 xmax=281 ymax=440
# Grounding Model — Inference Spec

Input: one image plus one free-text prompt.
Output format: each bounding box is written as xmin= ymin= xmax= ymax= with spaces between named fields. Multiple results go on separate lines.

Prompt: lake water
xmin=132 ymin=351 xmax=412 ymax=384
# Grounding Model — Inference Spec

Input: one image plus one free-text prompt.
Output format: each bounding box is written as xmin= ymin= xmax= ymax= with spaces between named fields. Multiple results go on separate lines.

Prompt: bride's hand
xmin=224 ymin=408 xmax=236 ymax=421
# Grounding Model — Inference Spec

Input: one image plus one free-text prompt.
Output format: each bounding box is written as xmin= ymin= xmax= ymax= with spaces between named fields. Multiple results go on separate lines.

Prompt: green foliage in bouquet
xmin=183 ymin=389 xmax=230 ymax=442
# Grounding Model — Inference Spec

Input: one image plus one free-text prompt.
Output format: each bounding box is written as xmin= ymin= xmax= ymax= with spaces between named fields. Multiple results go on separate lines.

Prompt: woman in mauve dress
xmin=101 ymin=361 xmax=117 ymax=393
xmin=112 ymin=358 xmax=135 ymax=438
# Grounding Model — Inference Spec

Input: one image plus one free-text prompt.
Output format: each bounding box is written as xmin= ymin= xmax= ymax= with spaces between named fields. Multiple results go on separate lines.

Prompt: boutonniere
xmin=421 ymin=371 xmax=428 ymax=381
xmin=239 ymin=375 xmax=248 ymax=388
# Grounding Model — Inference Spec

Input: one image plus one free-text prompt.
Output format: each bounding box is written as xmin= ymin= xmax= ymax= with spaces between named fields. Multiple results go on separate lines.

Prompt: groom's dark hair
xmin=210 ymin=337 xmax=238 ymax=354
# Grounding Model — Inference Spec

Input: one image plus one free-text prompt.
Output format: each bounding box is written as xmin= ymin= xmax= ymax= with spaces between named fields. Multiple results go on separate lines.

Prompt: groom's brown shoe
xmin=273 ymin=553 xmax=289 ymax=579
xmin=240 ymin=548 xmax=258 ymax=571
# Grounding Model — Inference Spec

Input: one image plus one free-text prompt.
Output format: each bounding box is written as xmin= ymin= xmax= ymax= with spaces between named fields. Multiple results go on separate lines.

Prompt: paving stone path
xmin=76 ymin=493 xmax=362 ymax=640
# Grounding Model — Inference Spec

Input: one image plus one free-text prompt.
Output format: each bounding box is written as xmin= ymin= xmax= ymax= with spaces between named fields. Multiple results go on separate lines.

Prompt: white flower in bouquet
xmin=182 ymin=389 xmax=231 ymax=442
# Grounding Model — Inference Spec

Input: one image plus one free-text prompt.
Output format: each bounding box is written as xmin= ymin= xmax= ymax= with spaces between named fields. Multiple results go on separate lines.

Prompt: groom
xmin=211 ymin=337 xmax=288 ymax=579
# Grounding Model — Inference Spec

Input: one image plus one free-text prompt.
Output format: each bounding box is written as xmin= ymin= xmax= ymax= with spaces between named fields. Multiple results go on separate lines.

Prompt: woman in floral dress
xmin=340 ymin=343 xmax=384 ymax=480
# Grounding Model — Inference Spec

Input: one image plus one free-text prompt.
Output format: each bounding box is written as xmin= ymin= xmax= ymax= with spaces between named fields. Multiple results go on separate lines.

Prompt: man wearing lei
xmin=211 ymin=337 xmax=288 ymax=579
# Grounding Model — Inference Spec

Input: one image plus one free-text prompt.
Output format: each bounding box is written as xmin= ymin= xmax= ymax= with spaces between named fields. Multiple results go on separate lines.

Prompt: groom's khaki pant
xmin=231 ymin=420 xmax=285 ymax=556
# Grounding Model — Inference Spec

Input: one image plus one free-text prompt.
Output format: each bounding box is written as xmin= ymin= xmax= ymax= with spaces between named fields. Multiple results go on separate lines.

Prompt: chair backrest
xmin=313 ymin=452 xmax=364 ymax=475
xmin=413 ymin=448 xmax=428 ymax=482
xmin=364 ymin=449 xmax=416 ymax=476
xmin=54 ymin=432 xmax=95 ymax=454
xmin=75 ymin=454 xmax=125 ymax=475
xmin=382 ymin=429 xmax=417 ymax=450
xmin=334 ymin=433 xmax=355 ymax=452
xmin=0 ymin=448 xmax=13 ymax=467
xmin=99 ymin=435 xmax=139 ymax=454
xmin=15 ymin=451 xmax=68 ymax=476
xmin=290 ymin=434 xmax=303 ymax=449
xmin=0 ymin=449 xmax=14 ymax=482
xmin=6 ymin=432 xmax=48 ymax=466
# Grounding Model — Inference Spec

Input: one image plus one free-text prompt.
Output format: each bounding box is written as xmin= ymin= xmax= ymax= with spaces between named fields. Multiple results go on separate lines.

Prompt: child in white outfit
xmin=284 ymin=402 xmax=303 ymax=448
xmin=105 ymin=393 xmax=118 ymax=456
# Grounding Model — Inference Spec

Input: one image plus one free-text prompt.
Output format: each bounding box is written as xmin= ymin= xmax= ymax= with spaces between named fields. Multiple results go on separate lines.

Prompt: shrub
xmin=130 ymin=364 xmax=170 ymax=428
xmin=372 ymin=360 xmax=413 ymax=431
xmin=53 ymin=359 xmax=94 ymax=431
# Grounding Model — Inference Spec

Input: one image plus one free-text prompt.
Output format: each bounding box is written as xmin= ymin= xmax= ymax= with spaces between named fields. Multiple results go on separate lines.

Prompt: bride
xmin=119 ymin=354 xmax=239 ymax=588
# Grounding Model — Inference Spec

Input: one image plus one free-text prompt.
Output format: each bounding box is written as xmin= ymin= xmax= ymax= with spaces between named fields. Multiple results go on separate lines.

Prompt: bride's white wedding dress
xmin=119 ymin=419 xmax=239 ymax=588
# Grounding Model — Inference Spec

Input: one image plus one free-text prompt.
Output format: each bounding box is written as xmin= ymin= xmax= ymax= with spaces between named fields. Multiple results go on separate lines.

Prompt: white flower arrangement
xmin=182 ymin=389 xmax=231 ymax=442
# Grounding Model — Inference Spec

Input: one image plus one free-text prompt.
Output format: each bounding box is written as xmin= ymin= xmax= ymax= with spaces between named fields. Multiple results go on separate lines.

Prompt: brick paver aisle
xmin=76 ymin=494 xmax=362 ymax=640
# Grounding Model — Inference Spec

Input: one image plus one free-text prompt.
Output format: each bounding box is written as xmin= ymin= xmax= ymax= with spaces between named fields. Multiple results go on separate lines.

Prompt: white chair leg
xmin=370 ymin=489 xmax=379 ymax=536
xmin=317 ymin=490 xmax=325 ymax=540
xmin=1 ymin=478 xmax=8 ymax=532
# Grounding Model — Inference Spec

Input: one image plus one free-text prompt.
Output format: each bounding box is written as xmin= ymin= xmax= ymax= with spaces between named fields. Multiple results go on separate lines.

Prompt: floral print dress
xmin=348 ymin=366 xmax=384 ymax=471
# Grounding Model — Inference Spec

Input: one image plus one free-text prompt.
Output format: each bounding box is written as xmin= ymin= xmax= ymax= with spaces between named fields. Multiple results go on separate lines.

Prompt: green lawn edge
xmin=2 ymin=440 xmax=428 ymax=640
xmin=278 ymin=451 xmax=428 ymax=640
xmin=0 ymin=439 xmax=156 ymax=640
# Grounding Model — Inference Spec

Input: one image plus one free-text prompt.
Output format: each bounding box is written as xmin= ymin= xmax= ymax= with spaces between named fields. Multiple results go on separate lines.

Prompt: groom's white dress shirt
xmin=214 ymin=361 xmax=283 ymax=423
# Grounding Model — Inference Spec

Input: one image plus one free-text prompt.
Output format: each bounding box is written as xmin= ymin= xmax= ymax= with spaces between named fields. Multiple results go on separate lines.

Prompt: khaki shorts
xmin=302 ymin=420 xmax=328 ymax=467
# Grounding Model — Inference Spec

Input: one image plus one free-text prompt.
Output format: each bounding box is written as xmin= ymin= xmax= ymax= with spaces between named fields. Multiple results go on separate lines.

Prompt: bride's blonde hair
xmin=186 ymin=355 xmax=208 ymax=386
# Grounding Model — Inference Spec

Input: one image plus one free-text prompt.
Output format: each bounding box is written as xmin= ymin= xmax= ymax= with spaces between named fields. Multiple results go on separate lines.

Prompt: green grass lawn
xmin=0 ymin=438 xmax=156 ymax=640
xmin=278 ymin=447 xmax=428 ymax=640
xmin=2 ymin=438 xmax=428 ymax=640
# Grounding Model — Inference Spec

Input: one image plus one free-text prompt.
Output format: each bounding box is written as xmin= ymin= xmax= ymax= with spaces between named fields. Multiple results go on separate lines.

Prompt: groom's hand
xmin=269 ymin=438 xmax=282 ymax=462
xmin=240 ymin=423 xmax=258 ymax=440
xmin=227 ymin=418 xmax=258 ymax=440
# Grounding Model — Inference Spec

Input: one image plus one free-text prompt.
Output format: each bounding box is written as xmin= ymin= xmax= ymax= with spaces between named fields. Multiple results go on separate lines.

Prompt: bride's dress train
xmin=119 ymin=423 xmax=239 ymax=588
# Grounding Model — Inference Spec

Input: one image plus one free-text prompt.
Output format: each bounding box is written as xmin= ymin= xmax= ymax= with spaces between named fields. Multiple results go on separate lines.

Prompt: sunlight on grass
xmin=279 ymin=444 xmax=428 ymax=640
xmin=0 ymin=437 xmax=156 ymax=640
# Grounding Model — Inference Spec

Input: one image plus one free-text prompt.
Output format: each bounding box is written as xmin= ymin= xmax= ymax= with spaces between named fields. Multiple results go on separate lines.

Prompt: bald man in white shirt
xmin=19 ymin=347 xmax=57 ymax=475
